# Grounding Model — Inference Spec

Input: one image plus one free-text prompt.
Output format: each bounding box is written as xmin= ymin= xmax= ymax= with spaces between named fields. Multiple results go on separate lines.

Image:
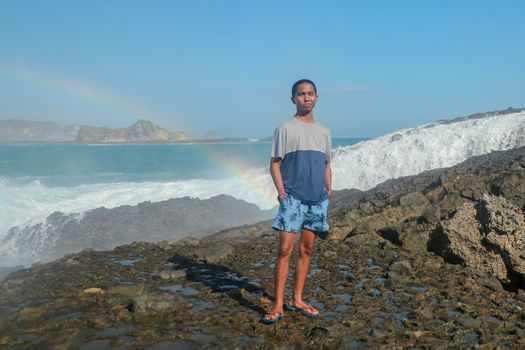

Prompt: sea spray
xmin=2 ymin=110 xmax=525 ymax=266
xmin=0 ymin=169 xmax=276 ymax=239
xmin=331 ymin=110 xmax=525 ymax=191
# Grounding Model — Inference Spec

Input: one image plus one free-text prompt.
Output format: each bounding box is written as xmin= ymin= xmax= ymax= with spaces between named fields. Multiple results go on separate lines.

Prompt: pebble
xmin=323 ymin=251 xmax=337 ymax=259
xmin=83 ymin=287 xmax=104 ymax=294
xmin=159 ymin=269 xmax=186 ymax=280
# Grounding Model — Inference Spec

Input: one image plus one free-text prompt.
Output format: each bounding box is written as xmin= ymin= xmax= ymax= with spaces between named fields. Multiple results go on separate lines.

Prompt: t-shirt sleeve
xmin=271 ymin=127 xmax=285 ymax=159
xmin=325 ymin=130 xmax=332 ymax=162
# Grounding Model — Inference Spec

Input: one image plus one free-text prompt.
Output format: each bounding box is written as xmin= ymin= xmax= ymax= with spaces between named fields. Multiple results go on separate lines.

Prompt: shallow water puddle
xmin=217 ymin=284 xmax=238 ymax=290
xmin=335 ymin=304 xmax=350 ymax=312
xmin=465 ymin=331 xmax=480 ymax=341
xmin=410 ymin=285 xmax=429 ymax=293
xmin=247 ymin=280 xmax=263 ymax=288
xmin=159 ymin=284 xmax=199 ymax=296
xmin=309 ymin=298 xmax=324 ymax=310
xmin=248 ymin=290 xmax=264 ymax=298
xmin=96 ymin=326 xmax=134 ymax=337
xmin=307 ymin=266 xmax=323 ymax=277
xmin=253 ymin=260 xmax=265 ymax=267
xmin=191 ymin=300 xmax=214 ymax=313
xmin=357 ymin=279 xmax=369 ymax=288
xmin=112 ymin=258 xmax=141 ymax=266
xmin=487 ymin=315 xmax=503 ymax=324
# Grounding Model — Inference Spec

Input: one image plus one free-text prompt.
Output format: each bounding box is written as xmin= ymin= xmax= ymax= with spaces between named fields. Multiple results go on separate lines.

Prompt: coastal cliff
xmin=2 ymin=147 xmax=525 ymax=348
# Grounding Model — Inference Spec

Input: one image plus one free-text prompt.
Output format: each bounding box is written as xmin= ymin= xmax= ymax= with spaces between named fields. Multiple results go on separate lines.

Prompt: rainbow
xmin=0 ymin=63 xmax=159 ymax=123
xmin=195 ymin=144 xmax=278 ymax=209
xmin=0 ymin=63 xmax=277 ymax=209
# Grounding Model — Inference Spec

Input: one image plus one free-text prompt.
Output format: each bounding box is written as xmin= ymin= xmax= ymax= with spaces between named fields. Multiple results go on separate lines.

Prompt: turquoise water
xmin=0 ymin=138 xmax=363 ymax=240
xmin=0 ymin=138 xmax=363 ymax=186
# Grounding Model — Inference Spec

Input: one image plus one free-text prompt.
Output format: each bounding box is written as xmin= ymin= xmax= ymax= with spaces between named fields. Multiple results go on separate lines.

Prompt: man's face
xmin=292 ymin=83 xmax=318 ymax=114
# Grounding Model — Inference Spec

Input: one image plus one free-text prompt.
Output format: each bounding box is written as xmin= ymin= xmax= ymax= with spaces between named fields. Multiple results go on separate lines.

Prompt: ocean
xmin=2 ymin=109 xmax=525 ymax=266
xmin=0 ymin=139 xmax=361 ymax=253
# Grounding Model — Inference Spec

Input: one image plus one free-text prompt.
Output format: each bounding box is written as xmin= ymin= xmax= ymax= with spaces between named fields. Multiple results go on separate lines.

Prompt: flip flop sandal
xmin=284 ymin=303 xmax=320 ymax=318
xmin=259 ymin=311 xmax=285 ymax=324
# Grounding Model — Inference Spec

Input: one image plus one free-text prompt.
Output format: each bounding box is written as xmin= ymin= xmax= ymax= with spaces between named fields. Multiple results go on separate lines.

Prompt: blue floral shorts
xmin=272 ymin=192 xmax=329 ymax=235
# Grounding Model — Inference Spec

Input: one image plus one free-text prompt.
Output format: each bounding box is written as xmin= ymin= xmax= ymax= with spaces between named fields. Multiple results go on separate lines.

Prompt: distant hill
xmin=0 ymin=119 xmax=187 ymax=143
xmin=75 ymin=119 xmax=186 ymax=143
xmin=0 ymin=119 xmax=79 ymax=142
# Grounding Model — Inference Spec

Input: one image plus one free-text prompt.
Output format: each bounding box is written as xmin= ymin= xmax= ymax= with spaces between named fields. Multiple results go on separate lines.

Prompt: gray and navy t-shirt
xmin=271 ymin=117 xmax=332 ymax=205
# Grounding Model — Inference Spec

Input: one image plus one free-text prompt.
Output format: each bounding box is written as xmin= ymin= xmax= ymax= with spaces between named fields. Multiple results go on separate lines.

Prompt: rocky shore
xmin=1 ymin=194 xmax=274 ymax=269
xmin=2 ymin=147 xmax=525 ymax=349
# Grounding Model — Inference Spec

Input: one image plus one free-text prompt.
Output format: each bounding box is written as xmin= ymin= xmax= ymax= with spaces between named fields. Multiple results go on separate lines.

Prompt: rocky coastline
xmin=1 ymin=194 xmax=275 ymax=272
xmin=2 ymin=147 xmax=525 ymax=349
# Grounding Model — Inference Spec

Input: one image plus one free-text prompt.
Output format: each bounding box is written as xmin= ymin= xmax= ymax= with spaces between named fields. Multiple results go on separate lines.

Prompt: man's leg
xmin=291 ymin=228 xmax=317 ymax=310
xmin=264 ymin=231 xmax=295 ymax=319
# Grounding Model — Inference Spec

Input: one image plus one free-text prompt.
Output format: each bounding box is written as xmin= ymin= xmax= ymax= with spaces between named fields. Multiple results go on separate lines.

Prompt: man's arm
xmin=325 ymin=162 xmax=332 ymax=199
xmin=270 ymin=157 xmax=286 ymax=202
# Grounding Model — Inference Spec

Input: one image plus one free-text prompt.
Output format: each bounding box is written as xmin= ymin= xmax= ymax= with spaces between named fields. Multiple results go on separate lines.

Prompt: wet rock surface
xmin=2 ymin=237 xmax=525 ymax=349
xmin=2 ymin=147 xmax=525 ymax=348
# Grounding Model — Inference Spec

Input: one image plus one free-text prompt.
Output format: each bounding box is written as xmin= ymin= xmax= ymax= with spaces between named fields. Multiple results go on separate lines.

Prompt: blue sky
xmin=0 ymin=1 xmax=523 ymax=138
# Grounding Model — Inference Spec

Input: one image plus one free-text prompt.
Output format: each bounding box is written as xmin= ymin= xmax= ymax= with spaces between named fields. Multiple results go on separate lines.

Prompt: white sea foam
xmin=0 ymin=169 xmax=276 ymax=241
xmin=2 ymin=110 xmax=525 ymax=267
xmin=331 ymin=111 xmax=525 ymax=191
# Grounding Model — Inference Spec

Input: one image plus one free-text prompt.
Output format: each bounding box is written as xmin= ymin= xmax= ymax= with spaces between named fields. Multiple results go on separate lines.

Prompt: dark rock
xmin=389 ymin=260 xmax=413 ymax=274
xmin=478 ymin=194 xmax=525 ymax=234
xmin=398 ymin=191 xmax=429 ymax=208
xmin=187 ymin=243 xmax=233 ymax=264
xmin=144 ymin=341 xmax=197 ymax=350
xmin=107 ymin=285 xmax=145 ymax=298
xmin=476 ymin=275 xmax=503 ymax=291
xmin=3 ymin=195 xmax=274 ymax=267
xmin=409 ymin=305 xmax=434 ymax=320
xmin=79 ymin=339 xmax=113 ymax=350
xmin=306 ymin=326 xmax=329 ymax=338
xmin=131 ymin=292 xmax=181 ymax=315
xmin=419 ymin=204 xmax=441 ymax=224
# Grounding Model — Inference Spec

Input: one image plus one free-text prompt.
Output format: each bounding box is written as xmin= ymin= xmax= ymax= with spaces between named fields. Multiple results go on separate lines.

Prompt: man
xmin=261 ymin=79 xmax=332 ymax=324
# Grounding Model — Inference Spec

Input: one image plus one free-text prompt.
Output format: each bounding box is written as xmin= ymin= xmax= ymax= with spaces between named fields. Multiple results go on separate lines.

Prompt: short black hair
xmin=291 ymin=79 xmax=317 ymax=96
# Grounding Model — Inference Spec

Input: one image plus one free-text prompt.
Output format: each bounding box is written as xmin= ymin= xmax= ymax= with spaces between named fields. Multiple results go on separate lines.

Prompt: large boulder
xmin=428 ymin=194 xmax=525 ymax=286
xmin=479 ymin=194 xmax=525 ymax=281
xmin=329 ymin=147 xmax=525 ymax=252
